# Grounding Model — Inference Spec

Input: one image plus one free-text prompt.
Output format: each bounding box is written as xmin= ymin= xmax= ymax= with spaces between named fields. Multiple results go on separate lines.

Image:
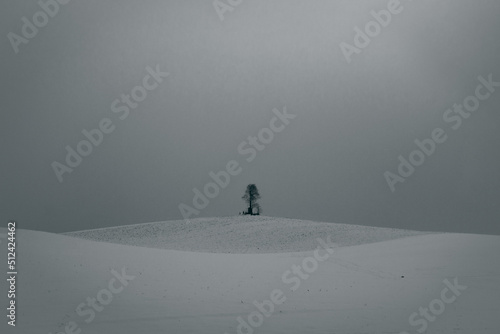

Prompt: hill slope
xmin=64 ymin=216 xmax=432 ymax=253
xmin=1 ymin=227 xmax=499 ymax=334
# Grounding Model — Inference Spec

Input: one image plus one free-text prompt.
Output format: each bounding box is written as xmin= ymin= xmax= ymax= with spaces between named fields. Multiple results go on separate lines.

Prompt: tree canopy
xmin=242 ymin=184 xmax=261 ymax=215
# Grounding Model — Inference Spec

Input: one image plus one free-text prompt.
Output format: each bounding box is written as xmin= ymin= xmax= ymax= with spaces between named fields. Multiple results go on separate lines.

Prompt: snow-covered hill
xmin=2 ymin=218 xmax=499 ymax=334
xmin=63 ymin=216 xmax=432 ymax=253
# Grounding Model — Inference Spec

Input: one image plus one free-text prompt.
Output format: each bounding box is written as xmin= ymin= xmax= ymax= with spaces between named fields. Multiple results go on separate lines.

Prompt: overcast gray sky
xmin=1 ymin=0 xmax=499 ymax=234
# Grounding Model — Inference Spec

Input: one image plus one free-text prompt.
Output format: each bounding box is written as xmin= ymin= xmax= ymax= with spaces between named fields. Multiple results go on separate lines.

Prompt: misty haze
xmin=1 ymin=0 xmax=499 ymax=333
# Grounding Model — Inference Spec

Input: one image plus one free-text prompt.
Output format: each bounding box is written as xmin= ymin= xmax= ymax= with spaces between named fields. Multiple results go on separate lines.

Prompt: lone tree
xmin=242 ymin=184 xmax=261 ymax=215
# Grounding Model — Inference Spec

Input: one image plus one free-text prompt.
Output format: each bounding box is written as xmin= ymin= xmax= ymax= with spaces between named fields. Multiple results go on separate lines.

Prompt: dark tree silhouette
xmin=242 ymin=184 xmax=261 ymax=215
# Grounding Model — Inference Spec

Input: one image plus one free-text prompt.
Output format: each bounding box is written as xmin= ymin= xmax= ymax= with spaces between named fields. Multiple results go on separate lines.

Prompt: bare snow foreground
xmin=1 ymin=217 xmax=499 ymax=334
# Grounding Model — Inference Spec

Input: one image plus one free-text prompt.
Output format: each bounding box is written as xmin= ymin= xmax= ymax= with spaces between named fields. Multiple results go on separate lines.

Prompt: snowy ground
xmin=64 ymin=216 xmax=432 ymax=253
xmin=1 ymin=217 xmax=499 ymax=334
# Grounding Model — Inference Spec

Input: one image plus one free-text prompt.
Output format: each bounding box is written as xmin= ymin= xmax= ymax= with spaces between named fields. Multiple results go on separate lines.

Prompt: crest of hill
xmin=63 ymin=216 xmax=434 ymax=253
